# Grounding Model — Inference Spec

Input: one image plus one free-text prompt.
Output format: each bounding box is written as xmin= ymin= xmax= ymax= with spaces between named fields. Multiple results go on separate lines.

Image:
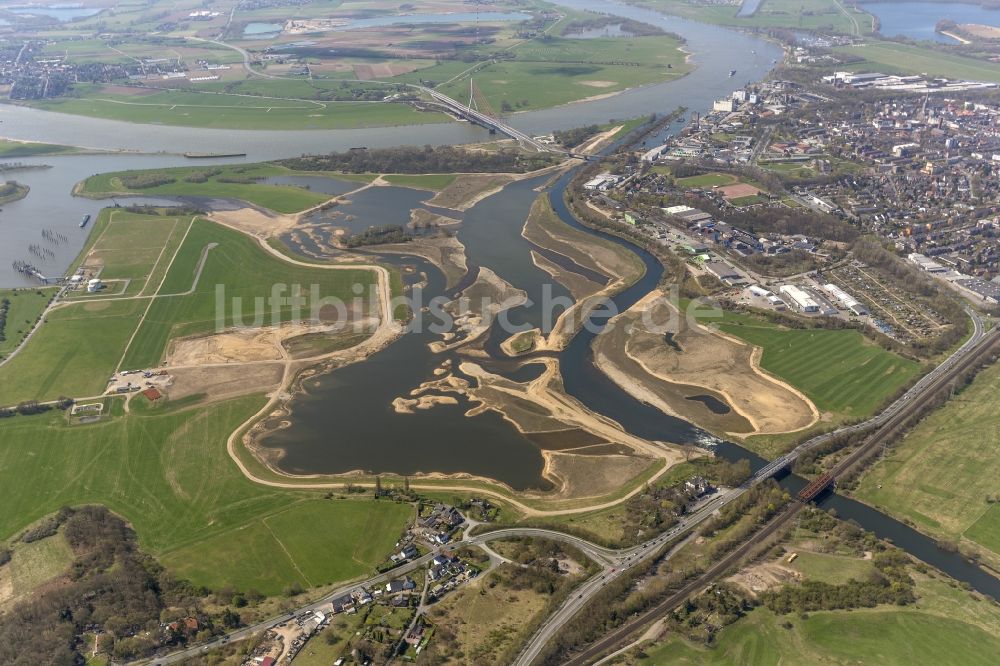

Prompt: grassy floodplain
xmin=21 ymin=84 xmax=447 ymax=130
xmin=854 ymin=361 xmax=1000 ymax=565
xmin=0 ymin=395 xmax=412 ymax=596
xmin=635 ymin=0 xmax=872 ymax=35
xmin=0 ymin=213 xmax=375 ymax=403
xmin=78 ymin=164 xmax=348 ymax=214
xmin=714 ymin=311 xmax=921 ymax=417
xmin=120 ymin=217 xmax=375 ymax=368
xmin=0 ymin=138 xmax=80 ymax=158
xmin=419 ymin=31 xmax=690 ymax=113
xmin=0 ymin=287 xmax=56 ymax=359
xmin=639 ymin=590 xmax=1000 ymax=665
xmin=834 ymin=41 xmax=1000 ymax=84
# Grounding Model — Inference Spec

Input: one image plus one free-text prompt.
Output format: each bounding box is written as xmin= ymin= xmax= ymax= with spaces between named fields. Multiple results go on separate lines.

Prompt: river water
xmin=863 ymin=1 xmax=1000 ymax=43
xmin=2 ymin=0 xmax=996 ymax=598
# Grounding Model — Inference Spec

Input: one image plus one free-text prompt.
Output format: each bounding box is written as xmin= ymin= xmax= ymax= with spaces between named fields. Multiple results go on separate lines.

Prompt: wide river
xmin=2 ymin=0 xmax=997 ymax=599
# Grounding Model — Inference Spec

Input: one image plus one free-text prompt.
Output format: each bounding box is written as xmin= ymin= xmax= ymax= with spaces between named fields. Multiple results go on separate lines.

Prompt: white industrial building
xmin=748 ymin=285 xmax=772 ymax=298
xmin=767 ymin=294 xmax=786 ymax=310
xmin=779 ymin=284 xmax=819 ymax=313
xmin=86 ymin=278 xmax=102 ymax=293
xmin=908 ymin=252 xmax=948 ymax=273
xmin=823 ymin=283 xmax=868 ymax=316
xmin=582 ymin=172 xmax=620 ymax=191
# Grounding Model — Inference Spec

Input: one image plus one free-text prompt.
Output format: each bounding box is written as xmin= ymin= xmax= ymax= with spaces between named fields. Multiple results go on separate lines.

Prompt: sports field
xmin=675 ymin=172 xmax=737 ymax=188
xmin=79 ymin=164 xmax=340 ymax=214
xmin=855 ymin=361 xmax=1000 ymax=562
xmin=0 ymin=395 xmax=412 ymax=596
xmin=24 ymin=86 xmax=447 ymax=130
xmin=715 ymin=313 xmax=920 ymax=416
xmin=834 ymin=41 xmax=1000 ymax=83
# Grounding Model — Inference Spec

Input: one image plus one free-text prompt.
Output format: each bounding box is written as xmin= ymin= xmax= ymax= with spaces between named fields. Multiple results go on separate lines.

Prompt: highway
xmin=413 ymin=85 xmax=566 ymax=154
xmin=511 ymin=308 xmax=994 ymax=665
xmin=137 ymin=524 xmax=704 ymax=665
xmin=142 ymin=310 xmax=992 ymax=666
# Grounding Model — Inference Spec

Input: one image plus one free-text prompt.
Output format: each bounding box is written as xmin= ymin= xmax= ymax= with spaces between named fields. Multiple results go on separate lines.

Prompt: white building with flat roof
xmin=779 ymin=284 xmax=819 ymax=313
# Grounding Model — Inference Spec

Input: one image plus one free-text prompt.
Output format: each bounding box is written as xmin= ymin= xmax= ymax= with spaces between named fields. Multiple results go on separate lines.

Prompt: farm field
xmin=714 ymin=312 xmax=920 ymax=417
xmin=0 ymin=298 xmax=147 ymax=405
xmin=78 ymin=164 xmax=349 ymax=214
xmin=636 ymin=593 xmax=1000 ymax=665
xmin=68 ymin=210 xmax=193 ymax=297
xmin=0 ymin=395 xmax=412 ymax=596
xmin=854 ymin=361 xmax=1000 ymax=563
xmin=119 ymin=218 xmax=376 ymax=369
xmin=428 ymin=32 xmax=689 ymax=112
xmin=21 ymin=86 xmax=447 ymax=130
xmin=636 ymin=0 xmax=873 ymax=35
xmin=834 ymin=41 xmax=1000 ymax=83
xmin=0 ymin=287 xmax=56 ymax=358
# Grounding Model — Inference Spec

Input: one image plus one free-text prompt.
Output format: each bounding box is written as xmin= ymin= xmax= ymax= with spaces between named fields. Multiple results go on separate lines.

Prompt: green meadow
xmin=855 ymin=361 xmax=1000 ymax=564
xmin=0 ymin=395 xmax=412 ymax=596
xmin=834 ymin=41 xmax=1000 ymax=84
xmin=715 ymin=312 xmax=920 ymax=417
xmin=79 ymin=164 xmax=338 ymax=214
xmin=23 ymin=85 xmax=446 ymax=131
xmin=120 ymin=218 xmax=375 ymax=369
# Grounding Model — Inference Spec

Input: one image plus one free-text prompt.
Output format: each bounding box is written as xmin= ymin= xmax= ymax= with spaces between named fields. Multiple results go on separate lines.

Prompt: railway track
xmin=558 ymin=327 xmax=999 ymax=666
xmin=562 ymin=503 xmax=803 ymax=666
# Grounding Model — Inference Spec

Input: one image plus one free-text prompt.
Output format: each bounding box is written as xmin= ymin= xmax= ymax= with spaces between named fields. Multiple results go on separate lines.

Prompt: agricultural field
xmin=0 ymin=395 xmax=412 ymax=596
xmin=854 ymin=361 xmax=1000 ymax=566
xmin=635 ymin=0 xmax=873 ymax=35
xmin=0 ymin=298 xmax=146 ymax=405
xmin=23 ymin=85 xmax=446 ymax=131
xmin=834 ymin=41 xmax=1000 ymax=84
xmin=424 ymin=32 xmax=690 ymax=113
xmin=635 ymin=594 xmax=1000 ymax=665
xmin=67 ymin=210 xmax=194 ymax=298
xmin=615 ymin=508 xmax=1000 ymax=666
xmin=119 ymin=218 xmax=375 ymax=369
xmin=714 ymin=311 xmax=920 ymax=418
xmin=0 ymin=213 xmax=375 ymax=403
xmin=0 ymin=287 xmax=56 ymax=358
xmin=78 ymin=164 xmax=352 ymax=214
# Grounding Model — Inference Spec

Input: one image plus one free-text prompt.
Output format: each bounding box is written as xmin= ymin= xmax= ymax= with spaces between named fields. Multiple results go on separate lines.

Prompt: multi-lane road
xmin=143 ymin=311 xmax=993 ymax=666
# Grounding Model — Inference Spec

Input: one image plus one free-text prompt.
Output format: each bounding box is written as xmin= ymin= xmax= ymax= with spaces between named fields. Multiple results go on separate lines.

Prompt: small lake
xmin=8 ymin=6 xmax=102 ymax=21
xmin=862 ymin=1 xmax=1000 ymax=43
xmin=243 ymin=22 xmax=283 ymax=38
xmin=260 ymin=174 xmax=360 ymax=197
xmin=562 ymin=23 xmax=635 ymax=38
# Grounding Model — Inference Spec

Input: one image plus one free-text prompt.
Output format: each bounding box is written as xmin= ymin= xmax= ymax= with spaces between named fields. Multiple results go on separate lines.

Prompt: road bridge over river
xmin=412 ymin=85 xmax=586 ymax=156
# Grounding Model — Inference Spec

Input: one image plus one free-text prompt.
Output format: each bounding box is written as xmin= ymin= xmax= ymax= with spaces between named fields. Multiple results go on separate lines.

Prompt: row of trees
xmin=280 ymin=145 xmax=557 ymax=175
